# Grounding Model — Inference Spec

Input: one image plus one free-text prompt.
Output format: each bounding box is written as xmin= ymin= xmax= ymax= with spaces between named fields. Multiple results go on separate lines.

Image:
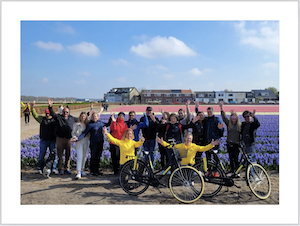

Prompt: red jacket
xmin=109 ymin=118 xmax=128 ymax=144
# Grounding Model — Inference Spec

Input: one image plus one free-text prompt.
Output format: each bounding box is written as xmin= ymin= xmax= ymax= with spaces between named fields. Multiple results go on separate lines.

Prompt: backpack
xmin=166 ymin=123 xmax=182 ymax=134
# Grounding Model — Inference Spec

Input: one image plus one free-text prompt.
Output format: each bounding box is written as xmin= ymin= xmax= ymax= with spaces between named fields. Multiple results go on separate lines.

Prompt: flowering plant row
xmin=21 ymin=115 xmax=279 ymax=170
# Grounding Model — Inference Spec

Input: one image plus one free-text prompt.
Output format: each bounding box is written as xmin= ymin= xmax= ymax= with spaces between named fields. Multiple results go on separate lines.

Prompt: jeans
xmin=90 ymin=141 xmax=103 ymax=174
xmin=38 ymin=139 xmax=56 ymax=170
xmin=143 ymin=139 xmax=156 ymax=164
xmin=245 ymin=143 xmax=255 ymax=163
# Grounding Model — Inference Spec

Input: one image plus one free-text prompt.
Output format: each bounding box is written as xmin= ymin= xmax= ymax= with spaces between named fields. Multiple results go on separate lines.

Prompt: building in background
xmin=105 ymin=87 xmax=139 ymax=104
xmin=140 ymin=89 xmax=193 ymax=104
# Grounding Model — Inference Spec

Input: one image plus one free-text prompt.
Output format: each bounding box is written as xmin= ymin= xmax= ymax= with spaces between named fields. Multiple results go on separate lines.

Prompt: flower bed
xmin=21 ymin=114 xmax=279 ymax=170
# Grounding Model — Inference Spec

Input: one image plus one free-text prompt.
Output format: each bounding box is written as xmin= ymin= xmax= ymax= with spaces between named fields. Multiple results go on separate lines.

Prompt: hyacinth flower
xmin=21 ymin=114 xmax=279 ymax=170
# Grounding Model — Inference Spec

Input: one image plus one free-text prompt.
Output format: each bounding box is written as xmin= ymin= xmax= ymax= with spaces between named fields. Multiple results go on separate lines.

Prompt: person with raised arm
xmin=177 ymin=99 xmax=192 ymax=136
xmin=157 ymin=109 xmax=170 ymax=168
xmin=156 ymin=133 xmax=219 ymax=166
xmin=30 ymin=101 xmax=57 ymax=175
xmin=48 ymin=98 xmax=78 ymax=175
xmin=103 ymin=127 xmax=145 ymax=166
xmin=109 ymin=112 xmax=128 ymax=175
xmin=241 ymin=109 xmax=260 ymax=163
xmin=71 ymin=112 xmax=107 ymax=176
xmin=219 ymin=101 xmax=242 ymax=177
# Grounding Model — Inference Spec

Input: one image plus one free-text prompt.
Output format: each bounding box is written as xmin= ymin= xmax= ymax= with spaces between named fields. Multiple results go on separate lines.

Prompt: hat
xmin=146 ymin=106 xmax=153 ymax=111
xmin=45 ymin=108 xmax=50 ymax=114
xmin=118 ymin=112 xmax=125 ymax=116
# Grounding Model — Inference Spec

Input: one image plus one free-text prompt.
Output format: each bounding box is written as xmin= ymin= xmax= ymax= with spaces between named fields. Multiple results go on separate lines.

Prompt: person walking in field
xmin=48 ymin=98 xmax=78 ymax=175
xmin=21 ymin=102 xmax=31 ymax=125
xmin=30 ymin=101 xmax=56 ymax=175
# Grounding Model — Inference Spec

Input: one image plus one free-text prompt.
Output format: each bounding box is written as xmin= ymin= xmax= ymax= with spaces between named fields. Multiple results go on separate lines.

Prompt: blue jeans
xmin=38 ymin=139 xmax=56 ymax=170
xmin=143 ymin=139 xmax=156 ymax=164
xmin=245 ymin=143 xmax=255 ymax=163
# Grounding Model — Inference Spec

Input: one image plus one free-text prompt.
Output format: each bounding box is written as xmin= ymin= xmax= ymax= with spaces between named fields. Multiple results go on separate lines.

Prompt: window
xmin=197 ymin=94 xmax=204 ymax=97
xmin=154 ymin=94 xmax=161 ymax=96
xmin=174 ymin=94 xmax=181 ymax=97
xmin=144 ymin=93 xmax=151 ymax=97
xmin=218 ymin=94 xmax=224 ymax=97
xmin=185 ymin=94 xmax=190 ymax=97
xmin=248 ymin=98 xmax=253 ymax=102
xmin=228 ymin=94 xmax=233 ymax=97
xmin=165 ymin=94 xmax=171 ymax=97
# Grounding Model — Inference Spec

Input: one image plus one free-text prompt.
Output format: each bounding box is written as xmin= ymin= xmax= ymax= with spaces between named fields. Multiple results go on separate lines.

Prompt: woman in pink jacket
xmin=109 ymin=112 xmax=128 ymax=175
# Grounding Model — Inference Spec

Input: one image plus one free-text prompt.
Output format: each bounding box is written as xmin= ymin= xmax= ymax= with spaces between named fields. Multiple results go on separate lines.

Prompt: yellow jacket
xmin=106 ymin=133 xmax=144 ymax=165
xmin=21 ymin=102 xmax=32 ymax=115
xmin=161 ymin=141 xmax=214 ymax=165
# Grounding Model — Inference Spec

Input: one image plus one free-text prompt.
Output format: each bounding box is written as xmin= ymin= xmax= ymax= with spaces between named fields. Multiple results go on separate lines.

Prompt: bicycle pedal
xmin=155 ymin=187 xmax=162 ymax=194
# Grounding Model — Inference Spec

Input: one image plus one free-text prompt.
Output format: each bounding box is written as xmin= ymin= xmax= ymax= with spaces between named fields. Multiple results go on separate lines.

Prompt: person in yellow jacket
xmin=156 ymin=132 xmax=219 ymax=166
xmin=103 ymin=127 xmax=145 ymax=166
xmin=21 ymin=101 xmax=32 ymax=125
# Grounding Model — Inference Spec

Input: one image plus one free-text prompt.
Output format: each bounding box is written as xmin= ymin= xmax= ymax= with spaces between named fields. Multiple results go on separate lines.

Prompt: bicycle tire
xmin=169 ymin=166 xmax=204 ymax=203
xmin=193 ymin=161 xmax=225 ymax=197
xmin=119 ymin=159 xmax=152 ymax=196
xmin=246 ymin=163 xmax=271 ymax=199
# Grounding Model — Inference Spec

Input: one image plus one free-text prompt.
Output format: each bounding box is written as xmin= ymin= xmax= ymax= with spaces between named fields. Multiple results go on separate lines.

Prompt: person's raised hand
xmin=218 ymin=122 xmax=224 ymax=129
xmin=140 ymin=135 xmax=145 ymax=142
xmin=211 ymin=139 xmax=219 ymax=146
xmin=48 ymin=98 xmax=53 ymax=107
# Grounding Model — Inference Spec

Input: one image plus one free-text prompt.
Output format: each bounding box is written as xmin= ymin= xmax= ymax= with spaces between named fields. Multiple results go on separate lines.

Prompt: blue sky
xmin=21 ymin=21 xmax=279 ymax=99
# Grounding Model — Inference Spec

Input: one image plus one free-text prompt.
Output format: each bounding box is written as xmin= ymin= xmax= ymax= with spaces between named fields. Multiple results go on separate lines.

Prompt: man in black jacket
xmin=48 ymin=99 xmax=78 ymax=175
xmin=140 ymin=106 xmax=159 ymax=163
xmin=241 ymin=109 xmax=260 ymax=162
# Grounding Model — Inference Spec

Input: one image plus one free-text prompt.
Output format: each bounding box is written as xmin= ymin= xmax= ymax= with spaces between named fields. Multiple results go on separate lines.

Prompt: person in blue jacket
xmin=72 ymin=112 xmax=110 ymax=176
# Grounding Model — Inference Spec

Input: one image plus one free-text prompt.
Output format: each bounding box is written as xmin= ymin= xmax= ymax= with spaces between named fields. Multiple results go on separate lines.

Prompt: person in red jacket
xmin=109 ymin=112 xmax=128 ymax=175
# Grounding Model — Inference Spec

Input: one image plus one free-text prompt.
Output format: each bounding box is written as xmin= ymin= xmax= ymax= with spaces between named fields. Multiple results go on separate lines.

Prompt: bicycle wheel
xmin=169 ymin=166 xmax=204 ymax=203
xmin=119 ymin=159 xmax=152 ymax=196
xmin=193 ymin=161 xmax=225 ymax=197
xmin=246 ymin=163 xmax=271 ymax=199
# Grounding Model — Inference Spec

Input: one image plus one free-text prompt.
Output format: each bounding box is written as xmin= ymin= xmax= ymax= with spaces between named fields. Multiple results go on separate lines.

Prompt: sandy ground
xmin=20 ymin=106 xmax=279 ymax=205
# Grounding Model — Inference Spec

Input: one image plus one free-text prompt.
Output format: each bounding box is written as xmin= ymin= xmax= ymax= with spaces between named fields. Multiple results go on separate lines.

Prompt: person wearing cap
xmin=139 ymin=106 xmax=159 ymax=164
xmin=109 ymin=112 xmax=128 ymax=175
xmin=30 ymin=101 xmax=57 ymax=175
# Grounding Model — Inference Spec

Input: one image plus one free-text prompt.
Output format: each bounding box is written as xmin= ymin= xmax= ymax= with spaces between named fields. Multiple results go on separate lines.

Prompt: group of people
xmin=29 ymin=98 xmax=260 ymax=180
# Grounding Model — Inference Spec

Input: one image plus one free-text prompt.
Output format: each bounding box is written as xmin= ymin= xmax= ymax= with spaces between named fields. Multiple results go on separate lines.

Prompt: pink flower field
xmin=110 ymin=104 xmax=279 ymax=114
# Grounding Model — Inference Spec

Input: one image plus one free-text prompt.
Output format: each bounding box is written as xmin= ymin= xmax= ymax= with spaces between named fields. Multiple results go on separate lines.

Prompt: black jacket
xmin=140 ymin=114 xmax=159 ymax=140
xmin=241 ymin=116 xmax=260 ymax=144
xmin=189 ymin=120 xmax=206 ymax=145
xmin=49 ymin=106 xmax=78 ymax=139
xmin=40 ymin=117 xmax=56 ymax=140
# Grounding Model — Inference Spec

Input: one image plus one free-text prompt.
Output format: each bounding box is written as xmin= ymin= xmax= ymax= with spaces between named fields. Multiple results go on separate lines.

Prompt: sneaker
xmin=64 ymin=170 xmax=72 ymax=175
xmin=58 ymin=170 xmax=64 ymax=175
xmin=81 ymin=170 xmax=86 ymax=176
xmin=74 ymin=173 xmax=81 ymax=180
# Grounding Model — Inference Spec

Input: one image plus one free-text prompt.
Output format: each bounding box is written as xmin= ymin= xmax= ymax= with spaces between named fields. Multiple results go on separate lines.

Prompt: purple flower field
xmin=21 ymin=114 xmax=279 ymax=170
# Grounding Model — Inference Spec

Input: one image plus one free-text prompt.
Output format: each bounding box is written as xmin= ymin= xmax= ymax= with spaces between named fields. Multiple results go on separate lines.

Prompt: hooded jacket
xmin=110 ymin=118 xmax=128 ymax=143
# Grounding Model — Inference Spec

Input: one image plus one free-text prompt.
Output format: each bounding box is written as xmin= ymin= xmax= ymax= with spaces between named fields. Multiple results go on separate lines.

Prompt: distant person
xmin=241 ymin=109 xmax=260 ymax=162
xmin=109 ymin=112 xmax=128 ymax=175
xmin=48 ymin=99 xmax=78 ymax=175
xmin=72 ymin=112 xmax=89 ymax=179
xmin=157 ymin=109 xmax=170 ymax=167
xmin=30 ymin=101 xmax=56 ymax=175
xmin=21 ymin=102 xmax=31 ymax=125
xmin=177 ymin=99 xmax=192 ymax=136
xmin=58 ymin=105 xmax=64 ymax=115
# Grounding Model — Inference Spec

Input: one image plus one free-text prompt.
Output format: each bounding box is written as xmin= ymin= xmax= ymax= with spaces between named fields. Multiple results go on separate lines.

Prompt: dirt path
xmin=21 ymin=167 xmax=278 ymax=205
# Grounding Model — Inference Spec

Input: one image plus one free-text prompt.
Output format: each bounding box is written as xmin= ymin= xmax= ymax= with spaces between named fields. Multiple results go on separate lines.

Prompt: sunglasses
xmin=244 ymin=115 xmax=250 ymax=118
xmin=129 ymin=115 xmax=135 ymax=117
xmin=231 ymin=116 xmax=237 ymax=119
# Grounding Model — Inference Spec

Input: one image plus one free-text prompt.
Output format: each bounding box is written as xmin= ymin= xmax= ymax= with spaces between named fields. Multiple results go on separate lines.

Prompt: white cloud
xmin=73 ymin=79 xmax=86 ymax=84
xmin=262 ymin=62 xmax=278 ymax=69
xmin=34 ymin=41 xmax=64 ymax=51
xmin=67 ymin=42 xmax=100 ymax=56
xmin=204 ymin=68 xmax=213 ymax=73
xmin=130 ymin=36 xmax=197 ymax=58
xmin=156 ymin=65 xmax=168 ymax=70
xmin=162 ymin=74 xmax=175 ymax=79
xmin=78 ymin=71 xmax=91 ymax=76
xmin=55 ymin=23 xmax=75 ymax=34
xmin=116 ymin=77 xmax=127 ymax=83
xmin=234 ymin=21 xmax=279 ymax=54
xmin=188 ymin=68 xmax=202 ymax=76
xmin=42 ymin=77 xmax=48 ymax=83
xmin=112 ymin=58 xmax=129 ymax=66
